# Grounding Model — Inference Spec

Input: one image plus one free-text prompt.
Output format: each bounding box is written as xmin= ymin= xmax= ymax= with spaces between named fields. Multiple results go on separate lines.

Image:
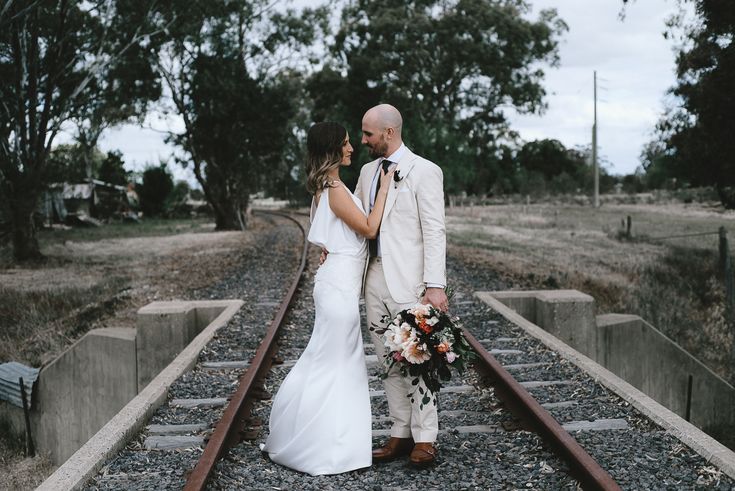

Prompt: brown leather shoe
xmin=372 ymin=437 xmax=414 ymax=462
xmin=409 ymin=442 xmax=437 ymax=467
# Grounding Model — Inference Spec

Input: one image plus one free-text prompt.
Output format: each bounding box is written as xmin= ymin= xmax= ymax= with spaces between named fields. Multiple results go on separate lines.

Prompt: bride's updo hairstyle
xmin=305 ymin=121 xmax=347 ymax=195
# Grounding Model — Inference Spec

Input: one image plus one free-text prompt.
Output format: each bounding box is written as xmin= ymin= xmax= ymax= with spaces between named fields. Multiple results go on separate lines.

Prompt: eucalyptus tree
xmin=629 ymin=0 xmax=735 ymax=207
xmin=309 ymin=0 xmax=567 ymax=194
xmin=0 ymin=1 xmax=163 ymax=261
xmin=155 ymin=0 xmax=327 ymax=230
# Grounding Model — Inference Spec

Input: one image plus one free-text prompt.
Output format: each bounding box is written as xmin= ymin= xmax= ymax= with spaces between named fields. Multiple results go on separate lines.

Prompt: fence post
xmin=719 ymin=227 xmax=728 ymax=270
xmin=726 ymin=249 xmax=734 ymax=318
xmin=719 ymin=228 xmax=734 ymax=321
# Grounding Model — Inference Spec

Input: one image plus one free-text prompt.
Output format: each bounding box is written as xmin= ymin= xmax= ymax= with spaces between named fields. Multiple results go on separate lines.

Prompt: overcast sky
xmin=85 ymin=0 xmax=685 ymax=182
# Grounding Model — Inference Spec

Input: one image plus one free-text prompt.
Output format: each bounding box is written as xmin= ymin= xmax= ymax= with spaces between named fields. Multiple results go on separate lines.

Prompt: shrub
xmin=137 ymin=163 xmax=174 ymax=218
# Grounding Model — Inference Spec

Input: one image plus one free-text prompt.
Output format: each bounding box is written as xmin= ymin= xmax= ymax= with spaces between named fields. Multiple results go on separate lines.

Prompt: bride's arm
xmin=329 ymin=170 xmax=393 ymax=239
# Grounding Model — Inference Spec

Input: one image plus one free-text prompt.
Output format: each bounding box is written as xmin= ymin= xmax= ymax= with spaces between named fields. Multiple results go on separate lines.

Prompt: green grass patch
xmin=38 ymin=217 xmax=212 ymax=246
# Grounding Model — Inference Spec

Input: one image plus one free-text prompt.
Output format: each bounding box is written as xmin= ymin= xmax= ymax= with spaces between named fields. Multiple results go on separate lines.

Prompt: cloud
xmin=507 ymin=0 xmax=684 ymax=175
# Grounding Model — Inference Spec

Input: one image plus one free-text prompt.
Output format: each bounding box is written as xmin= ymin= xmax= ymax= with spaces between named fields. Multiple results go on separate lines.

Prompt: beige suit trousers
xmin=366 ymin=257 xmax=439 ymax=443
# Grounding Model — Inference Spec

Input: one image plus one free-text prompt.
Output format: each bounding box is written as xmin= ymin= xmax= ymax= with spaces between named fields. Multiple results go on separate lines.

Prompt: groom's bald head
xmin=363 ymin=104 xmax=403 ymax=135
xmin=361 ymin=104 xmax=403 ymax=158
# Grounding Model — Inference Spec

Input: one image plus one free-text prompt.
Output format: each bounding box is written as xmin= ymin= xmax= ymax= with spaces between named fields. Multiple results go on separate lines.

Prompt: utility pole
xmin=592 ymin=70 xmax=599 ymax=208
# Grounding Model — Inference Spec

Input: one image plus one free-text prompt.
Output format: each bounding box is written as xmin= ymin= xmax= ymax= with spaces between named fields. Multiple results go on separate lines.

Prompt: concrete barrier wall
xmin=136 ymin=301 xmax=198 ymax=392
xmin=492 ymin=290 xmax=596 ymax=358
xmin=597 ymin=313 xmax=735 ymax=432
xmin=491 ymin=290 xmax=735 ymax=438
xmin=0 ymin=300 xmax=242 ymax=466
xmin=33 ymin=328 xmax=137 ymax=464
xmin=38 ymin=299 xmax=243 ymax=491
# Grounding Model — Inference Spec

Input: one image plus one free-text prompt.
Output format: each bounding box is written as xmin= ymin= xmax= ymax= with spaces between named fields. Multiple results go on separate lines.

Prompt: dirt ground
xmin=0 ymin=218 xmax=263 ymax=489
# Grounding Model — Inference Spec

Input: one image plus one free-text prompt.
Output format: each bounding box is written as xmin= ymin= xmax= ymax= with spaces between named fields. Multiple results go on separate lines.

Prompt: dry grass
xmin=447 ymin=201 xmax=735 ymax=382
xmin=0 ymin=277 xmax=128 ymax=366
xmin=0 ymin=419 xmax=54 ymax=491
xmin=0 ymin=218 xmax=254 ymax=367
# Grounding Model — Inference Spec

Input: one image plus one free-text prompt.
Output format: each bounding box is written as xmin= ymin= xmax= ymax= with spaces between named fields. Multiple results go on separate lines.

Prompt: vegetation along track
xmin=85 ymin=212 xmax=733 ymax=490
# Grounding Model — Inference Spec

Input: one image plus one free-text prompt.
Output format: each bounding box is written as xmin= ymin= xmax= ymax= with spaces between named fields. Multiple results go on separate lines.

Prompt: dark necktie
xmin=368 ymin=159 xmax=393 ymax=257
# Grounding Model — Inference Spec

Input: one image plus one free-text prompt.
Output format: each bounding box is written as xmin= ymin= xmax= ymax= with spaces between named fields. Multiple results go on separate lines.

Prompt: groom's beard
xmin=366 ymin=138 xmax=389 ymax=159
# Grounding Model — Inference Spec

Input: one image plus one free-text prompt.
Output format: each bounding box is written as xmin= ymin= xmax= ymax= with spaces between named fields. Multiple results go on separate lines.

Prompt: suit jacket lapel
xmin=361 ymin=160 xmax=379 ymax=212
xmin=383 ymin=149 xmax=417 ymax=218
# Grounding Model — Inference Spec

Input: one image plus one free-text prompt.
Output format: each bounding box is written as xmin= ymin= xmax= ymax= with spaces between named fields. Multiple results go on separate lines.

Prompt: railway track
xmin=84 ymin=212 xmax=734 ymax=490
xmin=183 ymin=212 xmax=618 ymax=490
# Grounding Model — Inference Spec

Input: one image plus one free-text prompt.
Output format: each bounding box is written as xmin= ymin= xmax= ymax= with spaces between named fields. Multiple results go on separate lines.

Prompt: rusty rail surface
xmin=463 ymin=329 xmax=622 ymax=491
xmin=185 ymin=211 xmax=309 ymax=491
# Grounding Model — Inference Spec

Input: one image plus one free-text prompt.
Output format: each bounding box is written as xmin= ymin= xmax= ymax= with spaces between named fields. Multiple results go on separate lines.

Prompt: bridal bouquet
xmin=371 ymin=303 xmax=475 ymax=410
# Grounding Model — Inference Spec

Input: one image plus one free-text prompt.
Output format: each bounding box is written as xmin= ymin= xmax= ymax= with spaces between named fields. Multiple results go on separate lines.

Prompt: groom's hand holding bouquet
xmin=371 ymin=294 xmax=475 ymax=410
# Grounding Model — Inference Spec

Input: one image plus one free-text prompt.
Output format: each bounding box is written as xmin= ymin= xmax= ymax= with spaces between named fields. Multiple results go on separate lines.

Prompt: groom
xmin=356 ymin=104 xmax=448 ymax=467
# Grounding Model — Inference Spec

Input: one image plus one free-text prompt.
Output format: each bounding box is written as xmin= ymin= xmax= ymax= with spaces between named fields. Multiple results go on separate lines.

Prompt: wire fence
xmin=647 ymin=231 xmax=723 ymax=241
xmin=622 ymin=217 xmax=735 ymax=319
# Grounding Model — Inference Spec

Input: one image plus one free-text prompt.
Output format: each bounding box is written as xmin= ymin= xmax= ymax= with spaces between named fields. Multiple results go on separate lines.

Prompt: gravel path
xmin=85 ymin=216 xmax=735 ymax=490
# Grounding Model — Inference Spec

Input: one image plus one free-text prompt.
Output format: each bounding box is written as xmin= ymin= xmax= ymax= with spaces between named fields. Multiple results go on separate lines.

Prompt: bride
xmin=261 ymin=121 xmax=394 ymax=475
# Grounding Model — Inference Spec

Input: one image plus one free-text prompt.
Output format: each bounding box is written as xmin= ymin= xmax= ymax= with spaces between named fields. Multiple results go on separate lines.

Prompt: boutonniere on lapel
xmin=393 ymin=169 xmax=402 ymax=189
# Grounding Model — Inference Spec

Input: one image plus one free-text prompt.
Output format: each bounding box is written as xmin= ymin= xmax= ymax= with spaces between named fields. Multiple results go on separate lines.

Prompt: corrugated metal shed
xmin=0 ymin=362 xmax=39 ymax=409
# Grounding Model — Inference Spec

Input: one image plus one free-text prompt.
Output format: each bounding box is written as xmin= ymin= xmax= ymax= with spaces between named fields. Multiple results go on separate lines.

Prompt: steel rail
xmin=464 ymin=329 xmax=622 ymax=491
xmin=184 ymin=211 xmax=309 ymax=491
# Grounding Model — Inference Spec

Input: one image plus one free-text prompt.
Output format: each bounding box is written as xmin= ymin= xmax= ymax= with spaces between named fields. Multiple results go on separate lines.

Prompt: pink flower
xmin=446 ymin=351 xmax=458 ymax=363
xmin=393 ymin=352 xmax=405 ymax=362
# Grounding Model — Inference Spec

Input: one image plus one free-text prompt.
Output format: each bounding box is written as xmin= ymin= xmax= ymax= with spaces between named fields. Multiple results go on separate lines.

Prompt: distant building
xmin=39 ymin=180 xmax=139 ymax=226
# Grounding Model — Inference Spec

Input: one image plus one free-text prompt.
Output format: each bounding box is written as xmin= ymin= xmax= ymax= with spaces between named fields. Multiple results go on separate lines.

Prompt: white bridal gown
xmin=261 ymin=185 xmax=372 ymax=475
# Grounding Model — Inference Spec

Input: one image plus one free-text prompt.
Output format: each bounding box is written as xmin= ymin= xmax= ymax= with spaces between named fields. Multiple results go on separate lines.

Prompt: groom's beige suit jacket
xmin=356 ymin=147 xmax=446 ymax=304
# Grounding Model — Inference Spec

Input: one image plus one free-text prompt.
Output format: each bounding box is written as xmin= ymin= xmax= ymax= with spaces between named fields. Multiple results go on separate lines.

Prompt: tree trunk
xmin=9 ymin=190 xmax=42 ymax=261
xmin=214 ymin=205 xmax=240 ymax=230
xmin=190 ymin=159 xmax=249 ymax=231
xmin=213 ymin=195 xmax=248 ymax=231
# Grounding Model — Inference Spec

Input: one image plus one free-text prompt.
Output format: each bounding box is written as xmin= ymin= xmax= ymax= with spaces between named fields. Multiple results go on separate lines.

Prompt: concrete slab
xmin=475 ymin=291 xmax=735 ymax=481
xmin=541 ymin=401 xmax=578 ymax=409
xmin=562 ymin=418 xmax=629 ymax=432
xmin=503 ymin=363 xmax=547 ymax=371
xmin=144 ymin=435 xmax=204 ymax=450
xmin=519 ymin=380 xmax=573 ymax=389
xmin=201 ymin=360 xmax=249 ymax=370
xmin=489 ymin=349 xmax=523 ymax=355
xmin=147 ymin=423 xmax=209 ymax=435
xmin=170 ymin=398 xmax=227 ymax=409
